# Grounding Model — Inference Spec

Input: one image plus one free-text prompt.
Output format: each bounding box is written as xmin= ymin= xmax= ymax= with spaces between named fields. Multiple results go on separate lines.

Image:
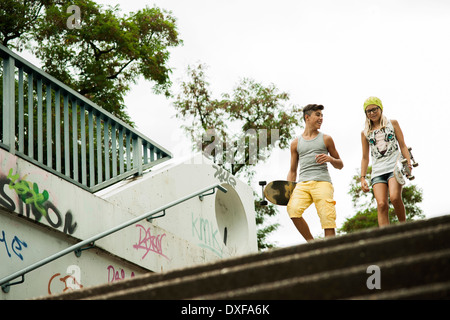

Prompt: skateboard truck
xmin=402 ymin=147 xmax=419 ymax=180
xmin=394 ymin=146 xmax=419 ymax=185
xmin=259 ymin=181 xmax=268 ymax=206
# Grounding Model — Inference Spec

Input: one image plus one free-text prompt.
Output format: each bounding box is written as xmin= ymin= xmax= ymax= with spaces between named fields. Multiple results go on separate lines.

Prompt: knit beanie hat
xmin=363 ymin=96 xmax=383 ymax=111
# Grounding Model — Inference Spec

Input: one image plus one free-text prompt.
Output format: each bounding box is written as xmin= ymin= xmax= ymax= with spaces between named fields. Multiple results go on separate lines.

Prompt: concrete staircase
xmin=40 ymin=215 xmax=450 ymax=300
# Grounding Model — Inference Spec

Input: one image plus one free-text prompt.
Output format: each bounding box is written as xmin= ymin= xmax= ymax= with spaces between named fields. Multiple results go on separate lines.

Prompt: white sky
xmin=69 ymin=0 xmax=450 ymax=246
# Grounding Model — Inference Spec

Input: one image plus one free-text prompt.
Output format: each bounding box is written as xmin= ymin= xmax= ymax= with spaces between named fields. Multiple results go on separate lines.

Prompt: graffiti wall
xmin=0 ymin=150 xmax=256 ymax=299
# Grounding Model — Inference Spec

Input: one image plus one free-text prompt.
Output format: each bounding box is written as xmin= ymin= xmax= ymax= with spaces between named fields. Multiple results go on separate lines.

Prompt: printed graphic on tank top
xmin=367 ymin=121 xmax=398 ymax=159
xmin=367 ymin=120 xmax=399 ymax=178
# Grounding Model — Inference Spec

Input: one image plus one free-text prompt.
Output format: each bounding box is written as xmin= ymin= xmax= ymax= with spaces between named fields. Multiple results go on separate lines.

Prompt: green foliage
xmin=1 ymin=0 xmax=182 ymax=125
xmin=339 ymin=208 xmax=379 ymax=234
xmin=339 ymin=166 xmax=425 ymax=234
xmin=254 ymin=194 xmax=280 ymax=250
xmin=174 ymin=63 xmax=302 ymax=177
xmin=0 ymin=0 xmax=52 ymax=48
xmin=174 ymin=63 xmax=302 ymax=250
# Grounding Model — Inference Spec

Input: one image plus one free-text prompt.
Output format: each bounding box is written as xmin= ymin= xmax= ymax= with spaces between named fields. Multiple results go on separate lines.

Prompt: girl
xmin=360 ymin=96 xmax=412 ymax=227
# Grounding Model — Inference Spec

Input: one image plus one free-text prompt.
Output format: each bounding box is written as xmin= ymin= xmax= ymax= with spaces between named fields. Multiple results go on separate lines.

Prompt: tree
xmin=339 ymin=166 xmax=424 ymax=234
xmin=0 ymin=0 xmax=51 ymax=48
xmin=1 ymin=0 xmax=182 ymax=125
xmin=173 ymin=63 xmax=302 ymax=250
xmin=255 ymin=195 xmax=279 ymax=250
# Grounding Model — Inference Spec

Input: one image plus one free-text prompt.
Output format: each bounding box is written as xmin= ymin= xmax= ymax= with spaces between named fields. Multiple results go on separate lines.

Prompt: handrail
xmin=0 ymin=43 xmax=172 ymax=193
xmin=0 ymin=183 xmax=227 ymax=292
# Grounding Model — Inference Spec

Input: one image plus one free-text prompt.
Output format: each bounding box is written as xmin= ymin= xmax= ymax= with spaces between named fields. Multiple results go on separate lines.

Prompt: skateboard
xmin=259 ymin=180 xmax=297 ymax=206
xmin=393 ymin=147 xmax=418 ymax=185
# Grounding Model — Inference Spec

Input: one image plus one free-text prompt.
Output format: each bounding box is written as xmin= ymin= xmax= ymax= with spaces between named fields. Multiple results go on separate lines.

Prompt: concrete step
xmin=198 ymin=248 xmax=450 ymax=300
xmin=87 ymin=223 xmax=450 ymax=300
xmin=40 ymin=215 xmax=450 ymax=300
xmin=350 ymin=280 xmax=450 ymax=300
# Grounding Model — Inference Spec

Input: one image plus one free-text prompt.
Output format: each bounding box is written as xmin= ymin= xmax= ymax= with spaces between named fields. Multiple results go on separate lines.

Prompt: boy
xmin=287 ymin=104 xmax=343 ymax=241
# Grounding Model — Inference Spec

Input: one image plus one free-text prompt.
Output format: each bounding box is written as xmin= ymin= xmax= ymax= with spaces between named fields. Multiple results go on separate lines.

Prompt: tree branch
xmin=107 ymin=59 xmax=135 ymax=80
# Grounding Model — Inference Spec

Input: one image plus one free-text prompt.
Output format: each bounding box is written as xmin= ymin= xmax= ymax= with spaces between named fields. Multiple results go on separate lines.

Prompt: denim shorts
xmin=371 ymin=172 xmax=395 ymax=186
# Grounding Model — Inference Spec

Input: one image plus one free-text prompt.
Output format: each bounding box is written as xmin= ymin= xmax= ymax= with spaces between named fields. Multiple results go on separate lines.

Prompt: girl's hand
xmin=361 ymin=178 xmax=370 ymax=193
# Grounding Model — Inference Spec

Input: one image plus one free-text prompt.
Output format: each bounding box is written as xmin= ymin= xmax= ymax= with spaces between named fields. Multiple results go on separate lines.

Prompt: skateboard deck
xmin=393 ymin=146 xmax=418 ymax=185
xmin=259 ymin=180 xmax=297 ymax=206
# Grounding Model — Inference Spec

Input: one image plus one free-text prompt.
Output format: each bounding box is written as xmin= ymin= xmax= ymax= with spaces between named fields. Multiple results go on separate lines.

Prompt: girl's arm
xmin=361 ymin=131 xmax=370 ymax=192
xmin=392 ymin=119 xmax=412 ymax=168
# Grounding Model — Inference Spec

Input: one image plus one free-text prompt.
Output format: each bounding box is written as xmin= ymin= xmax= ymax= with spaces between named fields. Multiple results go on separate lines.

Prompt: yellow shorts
xmin=287 ymin=181 xmax=337 ymax=229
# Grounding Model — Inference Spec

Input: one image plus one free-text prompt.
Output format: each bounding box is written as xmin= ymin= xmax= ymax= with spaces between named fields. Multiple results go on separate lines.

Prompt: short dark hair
xmin=302 ymin=104 xmax=324 ymax=120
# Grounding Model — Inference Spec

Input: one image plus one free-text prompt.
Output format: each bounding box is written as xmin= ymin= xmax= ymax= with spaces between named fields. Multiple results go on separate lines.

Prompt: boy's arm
xmin=287 ymin=138 xmax=299 ymax=181
xmin=319 ymin=134 xmax=344 ymax=169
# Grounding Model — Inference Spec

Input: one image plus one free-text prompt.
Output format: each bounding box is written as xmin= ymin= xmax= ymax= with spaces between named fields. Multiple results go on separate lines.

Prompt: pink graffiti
xmin=107 ymin=265 xmax=135 ymax=283
xmin=133 ymin=224 xmax=169 ymax=260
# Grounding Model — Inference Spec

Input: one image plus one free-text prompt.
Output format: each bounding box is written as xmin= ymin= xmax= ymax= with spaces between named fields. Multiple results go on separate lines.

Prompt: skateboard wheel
xmin=259 ymin=181 xmax=266 ymax=186
xmin=260 ymin=200 xmax=268 ymax=206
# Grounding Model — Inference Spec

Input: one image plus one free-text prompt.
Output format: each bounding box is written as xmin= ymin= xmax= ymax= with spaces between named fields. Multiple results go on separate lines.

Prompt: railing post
xmin=133 ymin=136 xmax=143 ymax=176
xmin=2 ymin=55 xmax=15 ymax=154
xmin=0 ymin=44 xmax=173 ymax=193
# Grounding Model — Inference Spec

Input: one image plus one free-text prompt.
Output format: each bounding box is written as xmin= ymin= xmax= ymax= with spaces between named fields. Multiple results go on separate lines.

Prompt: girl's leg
xmin=388 ymin=177 xmax=406 ymax=222
xmin=372 ymin=183 xmax=390 ymax=226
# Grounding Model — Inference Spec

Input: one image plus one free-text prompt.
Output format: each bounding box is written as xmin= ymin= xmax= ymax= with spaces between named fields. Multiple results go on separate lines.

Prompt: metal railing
xmin=0 ymin=44 xmax=172 ymax=193
xmin=0 ymin=183 xmax=227 ymax=293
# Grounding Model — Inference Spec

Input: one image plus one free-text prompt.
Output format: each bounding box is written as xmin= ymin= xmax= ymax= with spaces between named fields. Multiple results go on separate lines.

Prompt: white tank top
xmin=366 ymin=120 xmax=400 ymax=178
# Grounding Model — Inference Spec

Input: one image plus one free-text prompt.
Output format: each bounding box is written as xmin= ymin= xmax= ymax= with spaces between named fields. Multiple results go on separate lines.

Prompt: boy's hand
xmin=315 ymin=154 xmax=330 ymax=164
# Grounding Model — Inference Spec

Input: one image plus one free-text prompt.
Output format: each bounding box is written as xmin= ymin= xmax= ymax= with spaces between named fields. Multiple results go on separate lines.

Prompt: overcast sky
xmin=73 ymin=0 xmax=450 ymax=246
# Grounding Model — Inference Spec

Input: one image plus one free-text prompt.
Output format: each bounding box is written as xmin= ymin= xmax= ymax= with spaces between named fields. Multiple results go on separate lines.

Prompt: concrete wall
xmin=0 ymin=149 xmax=256 ymax=299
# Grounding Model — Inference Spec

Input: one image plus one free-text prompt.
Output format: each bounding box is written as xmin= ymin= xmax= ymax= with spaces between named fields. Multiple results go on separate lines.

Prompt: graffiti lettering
xmin=133 ymin=224 xmax=169 ymax=260
xmin=48 ymin=269 xmax=83 ymax=295
xmin=192 ymin=213 xmax=223 ymax=257
xmin=7 ymin=168 xmax=49 ymax=218
xmin=107 ymin=265 xmax=135 ymax=283
xmin=0 ymin=229 xmax=28 ymax=261
xmin=0 ymin=169 xmax=78 ymax=235
xmin=212 ymin=165 xmax=236 ymax=188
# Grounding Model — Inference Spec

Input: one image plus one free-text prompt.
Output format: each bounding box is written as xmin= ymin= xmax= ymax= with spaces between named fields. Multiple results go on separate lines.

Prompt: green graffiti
xmin=7 ymin=168 xmax=49 ymax=218
xmin=191 ymin=212 xmax=223 ymax=258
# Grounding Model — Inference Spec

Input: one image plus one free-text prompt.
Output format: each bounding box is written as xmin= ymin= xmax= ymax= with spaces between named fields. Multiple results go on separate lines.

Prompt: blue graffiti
xmin=0 ymin=229 xmax=28 ymax=261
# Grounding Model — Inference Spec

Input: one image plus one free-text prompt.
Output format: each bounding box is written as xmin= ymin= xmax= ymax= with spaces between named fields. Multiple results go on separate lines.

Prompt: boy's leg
xmin=291 ymin=217 xmax=314 ymax=241
xmin=312 ymin=182 xmax=337 ymax=236
xmin=287 ymin=182 xmax=314 ymax=241
xmin=324 ymin=228 xmax=335 ymax=237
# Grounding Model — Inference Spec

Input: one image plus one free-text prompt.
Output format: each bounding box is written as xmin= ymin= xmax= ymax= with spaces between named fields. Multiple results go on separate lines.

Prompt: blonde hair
xmin=364 ymin=114 xmax=388 ymax=137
